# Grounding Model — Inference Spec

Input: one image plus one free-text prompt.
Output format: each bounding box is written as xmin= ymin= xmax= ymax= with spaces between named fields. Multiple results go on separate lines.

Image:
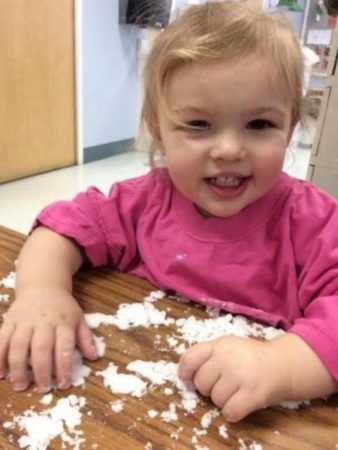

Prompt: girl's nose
xmin=210 ymin=131 xmax=245 ymax=160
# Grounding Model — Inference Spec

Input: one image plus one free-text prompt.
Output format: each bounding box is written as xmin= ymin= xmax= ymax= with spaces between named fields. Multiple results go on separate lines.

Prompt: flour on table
xmin=127 ymin=360 xmax=178 ymax=386
xmin=70 ymin=350 xmax=91 ymax=387
xmin=143 ymin=290 xmax=166 ymax=302
xmin=127 ymin=359 xmax=200 ymax=413
xmin=170 ymin=426 xmax=184 ymax=440
xmin=84 ymin=312 xmax=115 ymax=328
xmin=40 ymin=394 xmax=53 ymax=406
xmin=161 ymin=403 xmax=178 ymax=423
xmin=4 ymin=395 xmax=86 ymax=450
xmin=238 ymin=438 xmax=263 ymax=450
xmin=200 ymin=409 xmax=220 ymax=428
xmin=0 ymin=271 xmax=16 ymax=289
xmin=193 ymin=428 xmax=207 ymax=437
xmin=93 ymin=335 xmax=106 ymax=357
xmin=175 ymin=314 xmax=284 ymax=346
xmin=96 ymin=363 xmax=147 ymax=398
xmin=191 ymin=428 xmax=209 ymax=450
xmin=218 ymin=424 xmax=229 ymax=439
xmin=167 ymin=336 xmax=179 ymax=348
xmin=110 ymin=399 xmax=124 ymax=413
xmin=0 ymin=294 xmax=10 ymax=303
xmin=85 ymin=301 xmax=174 ymax=330
xmin=279 ymin=399 xmax=311 ymax=409
xmin=164 ymin=387 xmax=173 ymax=395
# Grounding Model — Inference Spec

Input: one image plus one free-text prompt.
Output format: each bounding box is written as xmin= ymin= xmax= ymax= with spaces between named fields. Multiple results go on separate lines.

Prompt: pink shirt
xmin=34 ymin=168 xmax=338 ymax=379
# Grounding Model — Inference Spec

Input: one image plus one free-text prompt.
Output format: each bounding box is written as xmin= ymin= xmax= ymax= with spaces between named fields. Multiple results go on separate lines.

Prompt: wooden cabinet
xmin=308 ymin=29 xmax=338 ymax=196
xmin=0 ymin=0 xmax=76 ymax=183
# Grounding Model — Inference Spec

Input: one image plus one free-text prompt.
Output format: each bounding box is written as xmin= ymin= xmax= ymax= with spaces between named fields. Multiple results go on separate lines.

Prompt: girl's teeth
xmin=210 ymin=177 xmax=243 ymax=187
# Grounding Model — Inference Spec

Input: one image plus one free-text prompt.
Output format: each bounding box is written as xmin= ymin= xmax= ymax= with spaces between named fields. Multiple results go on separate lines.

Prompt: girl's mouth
xmin=204 ymin=175 xmax=251 ymax=198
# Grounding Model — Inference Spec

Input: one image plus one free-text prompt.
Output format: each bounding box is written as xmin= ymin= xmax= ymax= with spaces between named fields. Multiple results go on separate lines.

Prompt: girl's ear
xmin=147 ymin=121 xmax=166 ymax=154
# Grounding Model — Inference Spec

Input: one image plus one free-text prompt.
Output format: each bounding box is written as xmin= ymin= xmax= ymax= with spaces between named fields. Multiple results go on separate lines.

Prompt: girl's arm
xmin=0 ymin=227 xmax=97 ymax=393
xmin=16 ymin=226 xmax=83 ymax=292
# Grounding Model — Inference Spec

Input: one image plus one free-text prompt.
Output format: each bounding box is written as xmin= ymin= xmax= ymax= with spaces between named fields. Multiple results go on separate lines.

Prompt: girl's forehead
xmin=169 ymin=57 xmax=280 ymax=85
xmin=163 ymin=57 xmax=293 ymax=119
xmin=166 ymin=58 xmax=287 ymax=100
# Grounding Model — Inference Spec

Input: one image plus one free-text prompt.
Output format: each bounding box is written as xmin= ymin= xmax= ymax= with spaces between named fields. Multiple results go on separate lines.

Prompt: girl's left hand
xmin=178 ymin=334 xmax=336 ymax=422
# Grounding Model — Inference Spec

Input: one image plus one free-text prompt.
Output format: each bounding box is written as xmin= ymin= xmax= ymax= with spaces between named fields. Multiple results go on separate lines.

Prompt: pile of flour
xmin=3 ymin=395 xmax=86 ymax=450
xmin=0 ymin=271 xmax=16 ymax=289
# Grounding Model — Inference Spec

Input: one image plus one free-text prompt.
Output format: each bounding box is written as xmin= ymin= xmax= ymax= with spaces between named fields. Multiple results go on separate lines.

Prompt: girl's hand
xmin=178 ymin=334 xmax=336 ymax=422
xmin=0 ymin=287 xmax=97 ymax=393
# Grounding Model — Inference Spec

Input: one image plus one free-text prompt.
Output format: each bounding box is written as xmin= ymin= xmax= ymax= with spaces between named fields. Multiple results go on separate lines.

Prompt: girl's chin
xmin=196 ymin=203 xmax=246 ymax=218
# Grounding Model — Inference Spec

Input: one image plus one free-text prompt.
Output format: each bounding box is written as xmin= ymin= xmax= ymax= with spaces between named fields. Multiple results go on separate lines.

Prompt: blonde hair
xmin=141 ymin=1 xmax=304 ymax=163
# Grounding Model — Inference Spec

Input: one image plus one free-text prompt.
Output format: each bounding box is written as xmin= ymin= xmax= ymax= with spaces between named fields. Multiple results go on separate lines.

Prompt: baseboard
xmin=83 ymin=138 xmax=135 ymax=163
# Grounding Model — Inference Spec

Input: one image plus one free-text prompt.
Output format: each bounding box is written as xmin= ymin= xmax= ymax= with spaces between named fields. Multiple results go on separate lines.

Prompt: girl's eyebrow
xmin=246 ymin=107 xmax=286 ymax=118
xmin=174 ymin=106 xmax=212 ymax=114
xmin=174 ymin=106 xmax=287 ymax=119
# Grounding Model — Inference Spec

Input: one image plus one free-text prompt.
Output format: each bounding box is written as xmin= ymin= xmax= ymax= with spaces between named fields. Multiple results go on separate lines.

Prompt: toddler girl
xmin=0 ymin=1 xmax=337 ymax=422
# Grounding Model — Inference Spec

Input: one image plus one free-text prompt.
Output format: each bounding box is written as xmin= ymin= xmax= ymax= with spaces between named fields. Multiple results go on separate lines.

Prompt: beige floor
xmin=0 ymin=146 xmax=311 ymax=235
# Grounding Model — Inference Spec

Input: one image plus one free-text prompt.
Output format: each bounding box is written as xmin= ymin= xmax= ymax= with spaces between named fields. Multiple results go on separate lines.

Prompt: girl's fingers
xmin=0 ymin=322 xmax=16 ymax=378
xmin=210 ymin=374 xmax=239 ymax=410
xmin=55 ymin=325 xmax=75 ymax=390
xmin=193 ymin=359 xmax=222 ymax=397
xmin=31 ymin=325 xmax=55 ymax=393
xmin=76 ymin=321 xmax=97 ymax=360
xmin=178 ymin=342 xmax=213 ymax=382
xmin=221 ymin=388 xmax=266 ymax=423
xmin=8 ymin=326 xmax=33 ymax=391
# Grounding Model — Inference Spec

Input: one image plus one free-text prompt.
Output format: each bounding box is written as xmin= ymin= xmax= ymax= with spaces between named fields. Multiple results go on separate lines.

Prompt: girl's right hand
xmin=0 ymin=287 xmax=97 ymax=393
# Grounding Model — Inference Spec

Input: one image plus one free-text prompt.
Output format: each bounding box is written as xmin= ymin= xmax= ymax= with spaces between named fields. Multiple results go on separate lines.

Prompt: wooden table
xmin=0 ymin=225 xmax=338 ymax=450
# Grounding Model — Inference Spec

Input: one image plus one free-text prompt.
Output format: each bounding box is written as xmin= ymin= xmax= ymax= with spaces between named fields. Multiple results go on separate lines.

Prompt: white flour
xmin=160 ymin=403 xmax=178 ymax=423
xmin=0 ymin=271 xmax=16 ymax=289
xmin=0 ymin=294 xmax=10 ymax=303
xmin=127 ymin=360 xmax=200 ymax=413
xmin=110 ymin=399 xmax=124 ymax=413
xmin=3 ymin=395 xmax=86 ymax=450
xmin=93 ymin=335 xmax=106 ymax=357
xmin=96 ymin=362 xmax=147 ymax=398
xmin=127 ymin=360 xmax=178 ymax=386
xmin=238 ymin=438 xmax=263 ymax=450
xmin=175 ymin=314 xmax=284 ymax=345
xmin=218 ymin=424 xmax=229 ymax=439
xmin=279 ymin=400 xmax=311 ymax=409
xmin=200 ymin=409 xmax=220 ymax=428
xmin=85 ymin=301 xmax=174 ymax=330
xmin=39 ymin=394 xmax=53 ymax=406
xmin=69 ymin=350 xmax=91 ymax=387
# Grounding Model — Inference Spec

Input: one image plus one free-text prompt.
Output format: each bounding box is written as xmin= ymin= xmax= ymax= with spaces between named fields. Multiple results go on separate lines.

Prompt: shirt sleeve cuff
xmin=289 ymin=323 xmax=338 ymax=380
xmin=32 ymin=212 xmax=109 ymax=268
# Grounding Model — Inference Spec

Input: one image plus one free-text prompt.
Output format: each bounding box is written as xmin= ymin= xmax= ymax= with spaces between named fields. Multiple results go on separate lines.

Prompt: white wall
xmin=82 ymin=0 xmax=139 ymax=149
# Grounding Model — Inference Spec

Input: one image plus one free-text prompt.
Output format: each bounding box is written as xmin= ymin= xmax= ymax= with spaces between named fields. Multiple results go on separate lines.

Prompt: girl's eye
xmin=186 ymin=120 xmax=211 ymax=130
xmin=247 ymin=119 xmax=275 ymax=130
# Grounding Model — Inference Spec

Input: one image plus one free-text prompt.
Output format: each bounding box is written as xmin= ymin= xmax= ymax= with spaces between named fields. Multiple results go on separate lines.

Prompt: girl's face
xmin=152 ymin=57 xmax=294 ymax=218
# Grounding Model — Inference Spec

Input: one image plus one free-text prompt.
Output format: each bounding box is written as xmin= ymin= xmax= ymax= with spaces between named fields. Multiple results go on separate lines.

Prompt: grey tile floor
xmin=0 ymin=145 xmax=311 ymax=235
